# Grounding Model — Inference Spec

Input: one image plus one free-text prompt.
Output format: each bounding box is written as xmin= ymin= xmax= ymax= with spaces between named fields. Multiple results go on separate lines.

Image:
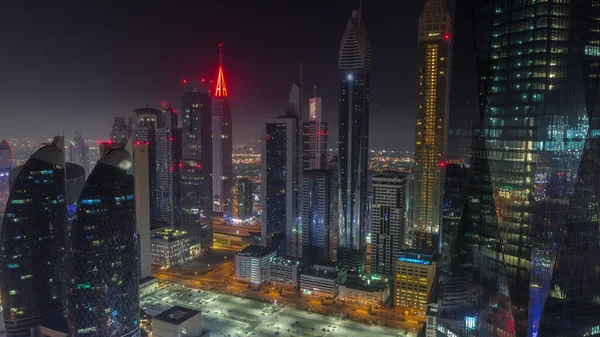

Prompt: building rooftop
xmin=152 ymin=228 xmax=188 ymax=241
xmin=302 ymin=266 xmax=340 ymax=280
xmin=236 ymin=245 xmax=276 ymax=258
xmin=270 ymin=256 xmax=305 ymax=267
xmin=154 ymin=305 xmax=201 ymax=325
xmin=342 ymin=277 xmax=389 ymax=292
xmin=373 ymin=171 xmax=410 ymax=179
xmin=397 ymin=249 xmax=436 ymax=265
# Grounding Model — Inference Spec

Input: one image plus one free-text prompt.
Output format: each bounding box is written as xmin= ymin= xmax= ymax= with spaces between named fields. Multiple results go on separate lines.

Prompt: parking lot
xmin=142 ymin=285 xmax=414 ymax=337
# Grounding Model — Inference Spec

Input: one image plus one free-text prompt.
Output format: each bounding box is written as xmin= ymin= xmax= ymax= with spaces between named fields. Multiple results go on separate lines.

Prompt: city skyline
xmin=0 ymin=1 xmax=424 ymax=151
xmin=5 ymin=1 xmax=600 ymax=336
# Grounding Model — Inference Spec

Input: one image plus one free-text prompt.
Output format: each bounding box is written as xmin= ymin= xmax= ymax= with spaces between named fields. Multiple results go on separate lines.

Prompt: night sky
xmin=0 ymin=1 xmax=425 ymax=151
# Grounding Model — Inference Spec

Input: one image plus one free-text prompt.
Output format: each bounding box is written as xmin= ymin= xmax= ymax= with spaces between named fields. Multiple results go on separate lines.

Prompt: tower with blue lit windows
xmin=0 ymin=137 xmax=68 ymax=337
xmin=67 ymin=146 xmax=139 ymax=337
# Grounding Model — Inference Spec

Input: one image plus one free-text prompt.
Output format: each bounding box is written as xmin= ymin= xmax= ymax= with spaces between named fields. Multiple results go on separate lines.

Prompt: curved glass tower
xmin=68 ymin=147 xmax=139 ymax=337
xmin=337 ymin=7 xmax=371 ymax=272
xmin=0 ymin=138 xmax=67 ymax=337
xmin=439 ymin=1 xmax=600 ymax=336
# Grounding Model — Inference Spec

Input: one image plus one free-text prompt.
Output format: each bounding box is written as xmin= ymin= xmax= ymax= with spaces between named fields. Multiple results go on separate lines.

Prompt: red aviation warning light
xmin=444 ymin=33 xmax=450 ymax=41
xmin=439 ymin=161 xmax=446 ymax=167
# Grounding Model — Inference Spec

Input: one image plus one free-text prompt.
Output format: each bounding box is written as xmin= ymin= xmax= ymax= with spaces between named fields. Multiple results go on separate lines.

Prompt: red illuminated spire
xmin=215 ymin=43 xmax=228 ymax=97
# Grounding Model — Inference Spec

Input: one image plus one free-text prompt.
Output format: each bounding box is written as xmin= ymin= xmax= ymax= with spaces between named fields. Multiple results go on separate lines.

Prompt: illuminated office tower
xmin=301 ymin=169 xmax=334 ymax=262
xmin=412 ymin=0 xmax=452 ymax=252
xmin=337 ymin=6 xmax=371 ymax=273
xmin=394 ymin=250 xmax=436 ymax=316
xmin=0 ymin=139 xmax=13 ymax=218
xmin=0 ymin=137 xmax=67 ymax=337
xmin=437 ymin=1 xmax=600 ymax=336
xmin=302 ymin=96 xmax=328 ymax=170
xmin=68 ymin=146 xmax=140 ymax=337
xmin=181 ymin=79 xmax=213 ymax=251
xmin=69 ymin=131 xmax=90 ymax=177
xmin=212 ymin=45 xmax=233 ymax=217
xmin=261 ymin=83 xmax=300 ymax=257
xmin=370 ymin=171 xmax=410 ymax=278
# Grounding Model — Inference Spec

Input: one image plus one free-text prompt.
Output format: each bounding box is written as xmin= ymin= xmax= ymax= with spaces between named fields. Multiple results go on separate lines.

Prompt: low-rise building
xmin=152 ymin=306 xmax=209 ymax=337
xmin=267 ymin=256 xmax=306 ymax=289
xmin=151 ymin=228 xmax=190 ymax=268
xmin=139 ymin=276 xmax=159 ymax=297
xmin=235 ymin=245 xmax=277 ymax=286
xmin=339 ymin=277 xmax=391 ymax=308
xmin=394 ymin=250 xmax=437 ymax=316
xmin=300 ymin=263 xmax=346 ymax=299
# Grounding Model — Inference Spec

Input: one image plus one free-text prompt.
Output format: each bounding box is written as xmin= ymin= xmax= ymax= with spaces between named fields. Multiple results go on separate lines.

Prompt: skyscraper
xmin=234 ymin=178 xmax=253 ymax=221
xmin=301 ymin=169 xmax=334 ymax=263
xmin=438 ymin=1 xmax=600 ymax=336
xmin=0 ymin=137 xmax=67 ymax=337
xmin=261 ymin=83 xmax=300 ymax=256
xmin=302 ymin=96 xmax=328 ymax=170
xmin=337 ymin=6 xmax=371 ymax=273
xmin=110 ymin=117 xmax=132 ymax=143
xmin=181 ymin=79 xmax=213 ymax=251
xmin=370 ymin=172 xmax=410 ymax=278
xmin=68 ymin=146 xmax=140 ymax=337
xmin=133 ymin=108 xmax=161 ymax=222
xmin=212 ymin=45 xmax=233 ymax=218
xmin=133 ymin=107 xmax=181 ymax=226
xmin=0 ymin=139 xmax=13 ymax=219
xmin=412 ymin=0 xmax=452 ymax=253
xmin=155 ymin=105 xmax=182 ymax=226
xmin=69 ymin=131 xmax=90 ymax=177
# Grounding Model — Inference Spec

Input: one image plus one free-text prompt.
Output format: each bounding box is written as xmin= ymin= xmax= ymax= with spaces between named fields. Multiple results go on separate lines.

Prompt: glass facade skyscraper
xmin=413 ymin=0 xmax=452 ymax=253
xmin=337 ymin=7 xmax=371 ymax=273
xmin=0 ymin=138 xmax=67 ymax=337
xmin=439 ymin=1 xmax=600 ymax=336
xmin=68 ymin=147 xmax=139 ymax=337
xmin=261 ymin=83 xmax=301 ymax=257
xmin=212 ymin=58 xmax=233 ymax=218
xmin=301 ymin=169 xmax=334 ymax=263
xmin=181 ymin=80 xmax=213 ymax=251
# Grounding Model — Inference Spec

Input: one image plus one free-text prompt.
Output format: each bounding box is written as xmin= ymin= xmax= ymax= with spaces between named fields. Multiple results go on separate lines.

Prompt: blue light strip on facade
xmin=398 ymin=256 xmax=431 ymax=265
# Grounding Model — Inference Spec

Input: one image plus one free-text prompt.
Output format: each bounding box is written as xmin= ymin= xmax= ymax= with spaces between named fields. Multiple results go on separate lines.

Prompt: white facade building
xmin=300 ymin=264 xmax=347 ymax=299
xmin=235 ymin=245 xmax=277 ymax=286
xmin=267 ymin=256 xmax=305 ymax=289
xmin=370 ymin=171 xmax=410 ymax=277
xmin=338 ymin=278 xmax=391 ymax=308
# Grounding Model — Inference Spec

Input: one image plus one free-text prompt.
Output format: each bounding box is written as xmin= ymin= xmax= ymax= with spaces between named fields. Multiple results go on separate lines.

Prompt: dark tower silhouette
xmin=0 ymin=137 xmax=68 ymax=337
xmin=67 ymin=146 xmax=139 ymax=337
